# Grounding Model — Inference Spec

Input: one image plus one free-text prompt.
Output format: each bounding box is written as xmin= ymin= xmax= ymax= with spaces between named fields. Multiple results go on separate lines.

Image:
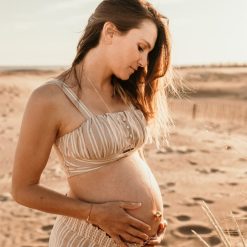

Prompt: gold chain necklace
xmin=83 ymin=74 xmax=113 ymax=113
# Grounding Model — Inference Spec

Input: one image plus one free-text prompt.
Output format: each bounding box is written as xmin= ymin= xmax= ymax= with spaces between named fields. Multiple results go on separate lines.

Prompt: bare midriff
xmin=66 ymin=152 xmax=163 ymax=239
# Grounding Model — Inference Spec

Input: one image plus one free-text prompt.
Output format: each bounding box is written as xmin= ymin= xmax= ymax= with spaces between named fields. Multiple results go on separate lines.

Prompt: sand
xmin=0 ymin=66 xmax=246 ymax=247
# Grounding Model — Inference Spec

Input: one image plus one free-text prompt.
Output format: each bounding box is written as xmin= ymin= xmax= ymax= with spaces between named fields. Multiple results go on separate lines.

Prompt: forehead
xmin=126 ymin=20 xmax=157 ymax=49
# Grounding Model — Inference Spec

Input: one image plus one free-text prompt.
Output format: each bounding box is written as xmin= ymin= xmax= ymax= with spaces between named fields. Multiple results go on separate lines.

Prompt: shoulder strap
xmin=46 ymin=79 xmax=94 ymax=120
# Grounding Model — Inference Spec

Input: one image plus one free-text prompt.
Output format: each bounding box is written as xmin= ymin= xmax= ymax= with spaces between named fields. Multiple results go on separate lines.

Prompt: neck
xmin=76 ymin=47 xmax=113 ymax=92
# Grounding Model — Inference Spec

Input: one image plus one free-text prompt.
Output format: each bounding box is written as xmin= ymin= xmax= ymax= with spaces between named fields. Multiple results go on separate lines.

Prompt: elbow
xmin=11 ymin=182 xmax=22 ymax=203
xmin=11 ymin=171 xmax=40 ymax=205
xmin=11 ymin=181 xmax=28 ymax=205
xmin=11 ymin=179 xmax=39 ymax=206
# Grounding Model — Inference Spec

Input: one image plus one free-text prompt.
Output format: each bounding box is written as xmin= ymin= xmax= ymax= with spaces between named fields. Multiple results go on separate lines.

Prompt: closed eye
xmin=138 ymin=45 xmax=144 ymax=52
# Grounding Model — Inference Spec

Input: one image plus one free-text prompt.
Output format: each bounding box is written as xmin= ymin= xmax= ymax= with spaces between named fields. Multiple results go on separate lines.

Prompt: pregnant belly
xmin=67 ymin=152 xmax=164 ymax=237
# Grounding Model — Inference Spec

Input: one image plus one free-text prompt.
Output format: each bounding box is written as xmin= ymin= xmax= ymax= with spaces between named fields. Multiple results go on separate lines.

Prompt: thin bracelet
xmin=86 ymin=204 xmax=93 ymax=223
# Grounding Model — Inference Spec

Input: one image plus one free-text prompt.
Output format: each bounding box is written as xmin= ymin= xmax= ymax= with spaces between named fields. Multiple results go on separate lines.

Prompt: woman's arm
xmin=11 ymin=85 xmax=153 ymax=246
xmin=11 ymin=85 xmax=91 ymax=220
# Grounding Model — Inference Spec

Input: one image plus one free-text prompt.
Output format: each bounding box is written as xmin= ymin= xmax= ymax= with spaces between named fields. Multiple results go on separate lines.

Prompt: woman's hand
xmin=91 ymin=201 xmax=152 ymax=247
xmin=144 ymin=218 xmax=168 ymax=246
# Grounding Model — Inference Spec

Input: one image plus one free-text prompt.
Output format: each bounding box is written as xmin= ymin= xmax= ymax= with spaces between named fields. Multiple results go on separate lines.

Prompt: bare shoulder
xmin=28 ymin=81 xmax=65 ymax=119
xmin=23 ymin=81 xmax=67 ymax=138
xmin=31 ymin=80 xmax=64 ymax=105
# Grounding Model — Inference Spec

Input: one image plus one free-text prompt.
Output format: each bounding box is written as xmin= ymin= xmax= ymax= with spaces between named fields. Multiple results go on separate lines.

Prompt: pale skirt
xmin=48 ymin=214 xmax=143 ymax=247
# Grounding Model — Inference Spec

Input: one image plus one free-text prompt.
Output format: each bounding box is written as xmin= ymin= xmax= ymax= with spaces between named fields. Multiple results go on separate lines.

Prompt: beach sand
xmin=0 ymin=66 xmax=246 ymax=247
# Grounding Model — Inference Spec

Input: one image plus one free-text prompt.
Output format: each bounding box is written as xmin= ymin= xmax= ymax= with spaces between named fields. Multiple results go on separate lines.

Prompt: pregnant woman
xmin=12 ymin=0 xmax=173 ymax=246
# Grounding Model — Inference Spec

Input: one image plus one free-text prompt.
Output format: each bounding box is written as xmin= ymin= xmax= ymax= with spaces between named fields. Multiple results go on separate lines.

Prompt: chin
xmin=114 ymin=73 xmax=131 ymax=81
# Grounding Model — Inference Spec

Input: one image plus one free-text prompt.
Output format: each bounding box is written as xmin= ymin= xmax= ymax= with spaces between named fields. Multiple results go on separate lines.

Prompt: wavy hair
xmin=57 ymin=0 xmax=176 ymax=150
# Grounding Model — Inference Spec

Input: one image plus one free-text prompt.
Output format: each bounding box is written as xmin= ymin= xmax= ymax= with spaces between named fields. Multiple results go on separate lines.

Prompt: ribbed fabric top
xmin=46 ymin=79 xmax=149 ymax=177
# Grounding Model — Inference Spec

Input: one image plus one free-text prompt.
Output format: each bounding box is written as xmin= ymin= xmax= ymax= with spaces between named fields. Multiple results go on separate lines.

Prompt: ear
xmin=102 ymin=21 xmax=119 ymax=44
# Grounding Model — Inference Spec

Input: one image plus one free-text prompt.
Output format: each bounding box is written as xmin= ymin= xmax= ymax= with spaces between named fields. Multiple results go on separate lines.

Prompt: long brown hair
xmin=57 ymin=0 xmax=174 ymax=150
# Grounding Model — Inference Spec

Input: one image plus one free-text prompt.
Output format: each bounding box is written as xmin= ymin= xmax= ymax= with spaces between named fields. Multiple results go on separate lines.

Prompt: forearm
xmin=12 ymin=184 xmax=91 ymax=221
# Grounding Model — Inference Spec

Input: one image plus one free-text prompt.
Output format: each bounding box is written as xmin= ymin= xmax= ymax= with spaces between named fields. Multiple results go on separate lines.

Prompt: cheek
xmin=112 ymin=47 xmax=129 ymax=68
xmin=108 ymin=42 xmax=138 ymax=73
xmin=122 ymin=45 xmax=139 ymax=65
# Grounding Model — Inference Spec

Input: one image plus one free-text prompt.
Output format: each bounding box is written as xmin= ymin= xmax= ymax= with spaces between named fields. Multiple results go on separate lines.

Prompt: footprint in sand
xmin=188 ymin=160 xmax=198 ymax=166
xmin=160 ymin=182 xmax=176 ymax=190
xmin=210 ymin=168 xmax=226 ymax=174
xmin=181 ymin=225 xmax=212 ymax=235
xmin=228 ymin=182 xmax=238 ymax=186
xmin=239 ymin=206 xmax=247 ymax=212
xmin=0 ymin=193 xmax=11 ymax=202
xmin=223 ymin=229 xmax=240 ymax=237
xmin=195 ymin=168 xmax=225 ymax=175
xmin=167 ymin=182 xmax=176 ymax=187
xmin=176 ymin=147 xmax=195 ymax=154
xmin=41 ymin=224 xmax=53 ymax=232
xmin=195 ymin=168 xmax=210 ymax=174
xmin=239 ymin=158 xmax=247 ymax=162
xmin=36 ymin=237 xmax=50 ymax=243
xmin=192 ymin=197 xmax=214 ymax=204
xmin=175 ymin=215 xmax=191 ymax=222
xmin=205 ymin=236 xmax=221 ymax=246
xmin=231 ymin=210 xmax=241 ymax=215
xmin=172 ymin=223 xmax=213 ymax=238
xmin=163 ymin=203 xmax=170 ymax=208
xmin=225 ymin=145 xmax=232 ymax=150
xmin=8 ymin=107 xmax=14 ymax=113
xmin=0 ymin=195 xmax=8 ymax=202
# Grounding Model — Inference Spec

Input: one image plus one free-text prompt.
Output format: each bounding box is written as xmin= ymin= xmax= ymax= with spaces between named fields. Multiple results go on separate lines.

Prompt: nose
xmin=138 ymin=53 xmax=148 ymax=68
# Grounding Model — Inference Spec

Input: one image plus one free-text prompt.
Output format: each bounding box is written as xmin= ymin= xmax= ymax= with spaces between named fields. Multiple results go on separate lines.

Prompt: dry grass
xmin=192 ymin=201 xmax=247 ymax=247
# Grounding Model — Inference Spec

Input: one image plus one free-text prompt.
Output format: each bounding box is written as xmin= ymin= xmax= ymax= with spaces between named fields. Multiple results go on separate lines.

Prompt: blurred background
xmin=0 ymin=1 xmax=246 ymax=247
xmin=0 ymin=0 xmax=247 ymax=66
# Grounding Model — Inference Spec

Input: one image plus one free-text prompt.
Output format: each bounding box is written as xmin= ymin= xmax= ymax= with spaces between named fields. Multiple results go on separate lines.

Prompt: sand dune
xmin=0 ymin=66 xmax=246 ymax=247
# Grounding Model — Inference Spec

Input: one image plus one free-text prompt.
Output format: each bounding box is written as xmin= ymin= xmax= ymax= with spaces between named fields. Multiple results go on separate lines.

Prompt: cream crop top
xmin=46 ymin=79 xmax=149 ymax=177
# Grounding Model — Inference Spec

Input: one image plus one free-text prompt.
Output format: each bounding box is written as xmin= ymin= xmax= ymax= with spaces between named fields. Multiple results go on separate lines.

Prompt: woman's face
xmin=107 ymin=19 xmax=158 ymax=80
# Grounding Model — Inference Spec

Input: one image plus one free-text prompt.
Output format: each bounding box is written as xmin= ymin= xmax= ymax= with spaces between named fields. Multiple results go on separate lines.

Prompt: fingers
xmin=144 ymin=236 xmax=160 ymax=246
xmin=127 ymin=215 xmax=151 ymax=233
xmin=125 ymin=227 xmax=150 ymax=242
xmin=145 ymin=238 xmax=160 ymax=246
xmin=111 ymin=234 xmax=128 ymax=247
xmin=120 ymin=232 xmax=145 ymax=245
xmin=145 ymin=231 xmax=166 ymax=246
xmin=157 ymin=219 xmax=168 ymax=235
xmin=158 ymin=220 xmax=167 ymax=234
